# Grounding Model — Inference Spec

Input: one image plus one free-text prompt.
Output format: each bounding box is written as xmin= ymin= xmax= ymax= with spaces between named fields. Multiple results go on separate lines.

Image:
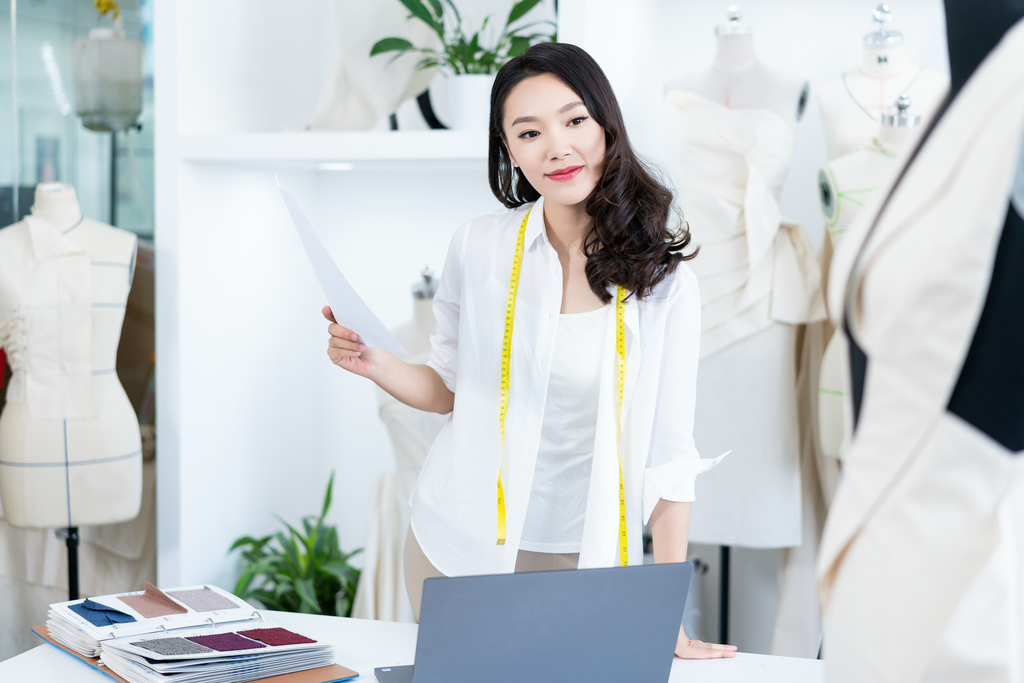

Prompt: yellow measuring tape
xmin=497 ymin=208 xmax=630 ymax=566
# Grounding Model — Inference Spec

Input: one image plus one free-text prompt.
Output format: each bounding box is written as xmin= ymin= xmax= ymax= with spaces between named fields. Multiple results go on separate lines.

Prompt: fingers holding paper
xmin=323 ymin=305 xmax=380 ymax=377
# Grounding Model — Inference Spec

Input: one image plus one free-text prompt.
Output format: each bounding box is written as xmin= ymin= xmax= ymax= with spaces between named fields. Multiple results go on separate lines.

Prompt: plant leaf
xmin=320 ymin=471 xmax=334 ymax=520
xmin=321 ymin=561 xmax=359 ymax=588
xmin=399 ymin=0 xmax=442 ymax=35
xmin=249 ymin=589 xmax=285 ymax=611
xmin=507 ymin=0 xmax=543 ymax=27
xmin=424 ymin=0 xmax=443 ymax=20
xmin=234 ymin=556 xmax=275 ymax=598
xmin=370 ymin=37 xmax=415 ymax=57
xmin=294 ymin=578 xmax=321 ymax=614
xmin=508 ymin=36 xmax=531 ymax=57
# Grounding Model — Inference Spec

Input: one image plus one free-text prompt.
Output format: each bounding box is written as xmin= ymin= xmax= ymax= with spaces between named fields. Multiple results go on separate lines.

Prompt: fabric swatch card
xmin=238 ymin=628 xmax=317 ymax=646
xmin=187 ymin=633 xmax=266 ymax=652
xmin=119 ymin=581 xmax=188 ymax=618
xmin=168 ymin=587 xmax=239 ymax=612
xmin=133 ymin=637 xmax=213 ymax=656
xmin=68 ymin=599 xmax=137 ymax=627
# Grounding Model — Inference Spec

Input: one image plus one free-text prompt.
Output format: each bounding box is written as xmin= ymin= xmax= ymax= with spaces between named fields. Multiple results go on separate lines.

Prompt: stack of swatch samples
xmin=39 ymin=582 xmax=356 ymax=683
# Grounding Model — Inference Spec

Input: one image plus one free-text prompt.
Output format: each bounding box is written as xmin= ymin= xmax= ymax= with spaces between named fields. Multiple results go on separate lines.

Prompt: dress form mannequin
xmin=664 ymin=8 xmax=826 ymax=648
xmin=352 ymin=269 xmax=446 ymax=622
xmin=817 ymin=4 xmax=948 ymax=160
xmin=0 ymin=183 xmax=141 ymax=541
xmin=815 ymin=96 xmax=921 ymax=494
xmin=665 ymin=9 xmax=808 ymax=126
xmin=665 ymin=7 xmax=822 ymax=549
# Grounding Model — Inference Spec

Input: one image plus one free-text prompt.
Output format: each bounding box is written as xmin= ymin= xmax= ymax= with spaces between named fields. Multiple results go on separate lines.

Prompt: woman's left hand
xmin=675 ymin=625 xmax=737 ymax=659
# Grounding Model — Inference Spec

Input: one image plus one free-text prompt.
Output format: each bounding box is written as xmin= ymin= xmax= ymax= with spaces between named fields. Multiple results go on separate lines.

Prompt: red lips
xmin=546 ymin=165 xmax=583 ymax=181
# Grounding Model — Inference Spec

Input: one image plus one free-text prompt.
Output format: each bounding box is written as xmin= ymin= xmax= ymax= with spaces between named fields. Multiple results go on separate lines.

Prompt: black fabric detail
xmin=944 ymin=0 xmax=1024 ymax=100
xmin=948 ymin=205 xmax=1024 ymax=452
xmin=847 ymin=319 xmax=869 ymax=429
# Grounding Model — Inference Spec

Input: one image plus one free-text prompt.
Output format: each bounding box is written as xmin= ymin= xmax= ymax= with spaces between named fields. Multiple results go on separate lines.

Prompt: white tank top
xmin=519 ymin=304 xmax=610 ymax=553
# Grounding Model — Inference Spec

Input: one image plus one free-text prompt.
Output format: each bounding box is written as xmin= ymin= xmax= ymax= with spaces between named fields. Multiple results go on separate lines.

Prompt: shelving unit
xmin=177 ymin=130 xmax=489 ymax=163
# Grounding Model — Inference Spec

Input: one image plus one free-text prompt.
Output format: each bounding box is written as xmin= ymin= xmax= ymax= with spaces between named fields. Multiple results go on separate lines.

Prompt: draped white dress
xmin=665 ymin=91 xmax=825 ymax=548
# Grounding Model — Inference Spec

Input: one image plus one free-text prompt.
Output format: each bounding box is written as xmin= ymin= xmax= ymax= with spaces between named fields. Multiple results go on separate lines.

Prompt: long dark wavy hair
xmin=488 ymin=42 xmax=696 ymax=303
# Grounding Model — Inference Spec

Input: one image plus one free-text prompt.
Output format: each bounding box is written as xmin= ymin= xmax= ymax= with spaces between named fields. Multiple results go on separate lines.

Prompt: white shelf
xmin=177 ymin=130 xmax=490 ymax=162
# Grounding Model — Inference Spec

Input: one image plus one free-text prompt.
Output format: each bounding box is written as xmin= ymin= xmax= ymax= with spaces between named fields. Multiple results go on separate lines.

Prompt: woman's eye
xmin=569 ymin=116 xmax=589 ymax=126
xmin=518 ymin=130 xmax=539 ymax=139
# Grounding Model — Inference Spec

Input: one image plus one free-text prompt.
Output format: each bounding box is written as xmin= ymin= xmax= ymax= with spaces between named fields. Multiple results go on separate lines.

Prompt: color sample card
xmin=186 ymin=633 xmax=266 ymax=652
xmin=132 ymin=637 xmax=213 ymax=656
xmin=237 ymin=628 xmax=317 ymax=646
xmin=69 ymin=599 xmax=137 ymax=627
xmin=167 ymin=587 xmax=238 ymax=612
xmin=119 ymin=582 xmax=188 ymax=618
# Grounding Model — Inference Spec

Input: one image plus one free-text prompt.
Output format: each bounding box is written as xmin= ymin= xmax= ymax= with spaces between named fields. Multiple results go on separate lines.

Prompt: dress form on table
xmin=0 ymin=182 xmax=141 ymax=597
xmin=352 ymin=269 xmax=446 ymax=623
xmin=816 ymin=4 xmax=948 ymax=160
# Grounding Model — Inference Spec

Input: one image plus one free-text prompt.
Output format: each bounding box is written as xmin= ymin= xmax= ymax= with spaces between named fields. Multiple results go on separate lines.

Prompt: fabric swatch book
xmin=39 ymin=582 xmax=358 ymax=683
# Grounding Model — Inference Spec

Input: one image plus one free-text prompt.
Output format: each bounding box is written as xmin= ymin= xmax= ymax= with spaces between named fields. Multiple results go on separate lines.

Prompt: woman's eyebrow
xmin=510 ymin=101 xmax=586 ymax=127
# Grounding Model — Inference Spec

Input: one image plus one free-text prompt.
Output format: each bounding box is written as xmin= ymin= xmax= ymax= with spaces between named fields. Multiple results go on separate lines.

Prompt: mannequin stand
xmin=55 ymin=527 xmax=80 ymax=600
xmin=720 ymin=546 xmax=730 ymax=644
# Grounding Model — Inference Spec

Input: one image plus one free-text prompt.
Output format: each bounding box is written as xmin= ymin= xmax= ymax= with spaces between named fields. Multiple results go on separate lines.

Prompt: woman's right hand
xmin=323 ymin=306 xmax=386 ymax=379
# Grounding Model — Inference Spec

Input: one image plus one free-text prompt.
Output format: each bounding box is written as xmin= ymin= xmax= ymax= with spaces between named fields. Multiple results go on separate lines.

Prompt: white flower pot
xmin=444 ymin=74 xmax=496 ymax=131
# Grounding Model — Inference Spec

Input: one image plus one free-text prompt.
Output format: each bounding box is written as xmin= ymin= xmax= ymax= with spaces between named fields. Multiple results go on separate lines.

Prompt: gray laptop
xmin=374 ymin=562 xmax=692 ymax=683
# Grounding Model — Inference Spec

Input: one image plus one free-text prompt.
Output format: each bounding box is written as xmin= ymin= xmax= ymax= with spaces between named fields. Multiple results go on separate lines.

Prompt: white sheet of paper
xmin=277 ymin=176 xmax=409 ymax=357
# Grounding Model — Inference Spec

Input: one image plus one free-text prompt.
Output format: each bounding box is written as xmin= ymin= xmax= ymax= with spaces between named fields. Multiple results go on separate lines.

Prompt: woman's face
xmin=502 ymin=73 xmax=607 ymax=207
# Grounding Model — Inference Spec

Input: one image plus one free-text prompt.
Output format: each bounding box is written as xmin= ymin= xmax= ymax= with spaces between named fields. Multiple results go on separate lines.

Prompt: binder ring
xmin=205 ymin=617 xmax=217 ymax=629
xmin=252 ymin=611 xmax=265 ymax=624
xmin=158 ymin=624 xmax=169 ymax=635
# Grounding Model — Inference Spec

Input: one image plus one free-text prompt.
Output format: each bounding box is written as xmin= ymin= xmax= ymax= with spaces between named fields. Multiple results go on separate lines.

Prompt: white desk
xmin=0 ymin=611 xmax=823 ymax=682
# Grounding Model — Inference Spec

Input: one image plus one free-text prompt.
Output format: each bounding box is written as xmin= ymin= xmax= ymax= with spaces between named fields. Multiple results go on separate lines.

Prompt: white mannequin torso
xmin=665 ymin=33 xmax=808 ymax=129
xmin=817 ymin=44 xmax=948 ymax=160
xmin=0 ymin=183 xmax=142 ymax=528
xmin=816 ymin=119 xmax=917 ymax=463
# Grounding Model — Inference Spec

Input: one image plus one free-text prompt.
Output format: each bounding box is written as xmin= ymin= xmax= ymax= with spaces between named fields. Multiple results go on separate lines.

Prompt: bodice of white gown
xmin=666 ymin=90 xmax=825 ymax=358
xmin=0 ymin=205 xmax=141 ymax=528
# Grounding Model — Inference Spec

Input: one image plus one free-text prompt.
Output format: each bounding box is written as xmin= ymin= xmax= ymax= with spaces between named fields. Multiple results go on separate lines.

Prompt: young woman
xmin=324 ymin=42 xmax=733 ymax=659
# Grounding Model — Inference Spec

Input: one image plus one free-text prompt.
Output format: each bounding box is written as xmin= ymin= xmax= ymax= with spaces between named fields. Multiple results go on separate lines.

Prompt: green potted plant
xmin=229 ymin=472 xmax=362 ymax=617
xmin=371 ymin=0 xmax=556 ymax=130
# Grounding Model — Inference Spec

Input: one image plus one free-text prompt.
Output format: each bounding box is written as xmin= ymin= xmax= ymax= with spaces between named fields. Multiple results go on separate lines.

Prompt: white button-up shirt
xmin=411 ymin=196 xmax=723 ymax=577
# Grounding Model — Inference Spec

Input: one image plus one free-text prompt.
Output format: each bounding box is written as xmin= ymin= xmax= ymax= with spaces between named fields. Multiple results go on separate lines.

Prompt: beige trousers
xmin=403 ymin=525 xmax=580 ymax=622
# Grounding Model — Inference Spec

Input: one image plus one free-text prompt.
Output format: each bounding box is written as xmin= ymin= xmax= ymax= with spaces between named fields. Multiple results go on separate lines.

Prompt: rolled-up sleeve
xmin=642 ymin=268 xmax=722 ymax=525
xmin=426 ymin=223 xmax=467 ymax=393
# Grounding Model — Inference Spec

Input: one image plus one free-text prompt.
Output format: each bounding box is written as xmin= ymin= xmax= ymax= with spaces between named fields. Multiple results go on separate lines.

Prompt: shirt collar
xmin=524 ymin=195 xmax=548 ymax=252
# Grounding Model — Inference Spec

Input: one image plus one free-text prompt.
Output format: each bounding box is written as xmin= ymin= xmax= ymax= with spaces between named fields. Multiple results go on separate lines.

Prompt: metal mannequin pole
xmin=719 ymin=545 xmax=730 ymax=644
xmin=11 ymin=0 xmax=18 ymax=223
